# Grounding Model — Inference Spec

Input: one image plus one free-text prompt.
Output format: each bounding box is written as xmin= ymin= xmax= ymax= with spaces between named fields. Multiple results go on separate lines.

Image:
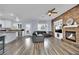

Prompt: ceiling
xmin=0 ymin=4 xmax=77 ymax=21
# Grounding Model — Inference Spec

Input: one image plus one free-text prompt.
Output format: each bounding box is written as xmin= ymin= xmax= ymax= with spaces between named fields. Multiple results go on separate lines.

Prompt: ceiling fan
xmin=47 ymin=8 xmax=57 ymax=16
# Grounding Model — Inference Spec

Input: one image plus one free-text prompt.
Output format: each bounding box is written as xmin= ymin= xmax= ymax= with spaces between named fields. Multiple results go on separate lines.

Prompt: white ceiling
xmin=0 ymin=4 xmax=77 ymax=21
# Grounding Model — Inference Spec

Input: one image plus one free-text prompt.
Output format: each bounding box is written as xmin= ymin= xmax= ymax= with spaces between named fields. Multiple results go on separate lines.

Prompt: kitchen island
xmin=0 ymin=28 xmax=24 ymax=44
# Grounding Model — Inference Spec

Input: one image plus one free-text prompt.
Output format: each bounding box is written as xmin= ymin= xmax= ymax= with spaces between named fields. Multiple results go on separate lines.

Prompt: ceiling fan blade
xmin=47 ymin=8 xmax=55 ymax=13
xmin=51 ymin=8 xmax=55 ymax=11
xmin=47 ymin=8 xmax=57 ymax=16
xmin=52 ymin=12 xmax=57 ymax=13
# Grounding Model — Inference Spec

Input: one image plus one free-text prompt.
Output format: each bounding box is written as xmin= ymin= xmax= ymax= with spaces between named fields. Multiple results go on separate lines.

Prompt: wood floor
xmin=3 ymin=36 xmax=79 ymax=55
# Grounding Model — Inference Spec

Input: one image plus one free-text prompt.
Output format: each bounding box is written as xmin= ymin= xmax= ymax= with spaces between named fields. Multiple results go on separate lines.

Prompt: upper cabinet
xmin=0 ymin=20 xmax=5 ymax=28
xmin=0 ymin=20 xmax=12 ymax=28
xmin=5 ymin=20 xmax=12 ymax=28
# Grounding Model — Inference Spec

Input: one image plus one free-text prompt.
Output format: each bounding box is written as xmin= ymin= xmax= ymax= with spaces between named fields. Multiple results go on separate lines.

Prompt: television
xmin=55 ymin=29 xmax=62 ymax=33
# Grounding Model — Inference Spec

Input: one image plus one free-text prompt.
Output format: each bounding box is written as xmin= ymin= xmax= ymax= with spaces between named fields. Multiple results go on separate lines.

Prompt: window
xmin=38 ymin=24 xmax=48 ymax=31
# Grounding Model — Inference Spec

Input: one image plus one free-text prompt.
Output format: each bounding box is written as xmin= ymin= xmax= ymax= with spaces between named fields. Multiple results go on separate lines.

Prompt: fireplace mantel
xmin=64 ymin=25 xmax=79 ymax=28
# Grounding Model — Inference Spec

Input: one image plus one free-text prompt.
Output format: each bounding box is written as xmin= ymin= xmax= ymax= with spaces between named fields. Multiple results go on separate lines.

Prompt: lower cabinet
xmin=55 ymin=32 xmax=63 ymax=39
xmin=0 ymin=36 xmax=5 ymax=55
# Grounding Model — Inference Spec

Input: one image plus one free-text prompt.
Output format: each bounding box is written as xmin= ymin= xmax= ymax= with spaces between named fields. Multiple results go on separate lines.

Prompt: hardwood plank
xmin=2 ymin=37 xmax=79 ymax=55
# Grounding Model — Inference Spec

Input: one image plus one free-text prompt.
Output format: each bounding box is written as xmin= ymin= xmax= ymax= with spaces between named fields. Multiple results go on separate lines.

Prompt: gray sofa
xmin=32 ymin=31 xmax=45 ymax=43
xmin=32 ymin=35 xmax=44 ymax=43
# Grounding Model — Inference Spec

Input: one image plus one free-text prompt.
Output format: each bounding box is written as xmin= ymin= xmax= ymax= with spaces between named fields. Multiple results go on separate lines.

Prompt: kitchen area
xmin=0 ymin=19 xmax=24 ymax=54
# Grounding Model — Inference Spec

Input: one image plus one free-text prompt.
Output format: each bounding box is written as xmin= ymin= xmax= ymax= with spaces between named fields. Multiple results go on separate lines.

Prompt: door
xmin=25 ymin=24 xmax=31 ymax=36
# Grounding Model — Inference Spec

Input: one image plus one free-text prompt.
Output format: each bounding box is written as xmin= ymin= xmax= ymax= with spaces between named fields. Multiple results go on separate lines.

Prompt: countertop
xmin=0 ymin=28 xmax=24 ymax=33
xmin=0 ymin=34 xmax=5 ymax=37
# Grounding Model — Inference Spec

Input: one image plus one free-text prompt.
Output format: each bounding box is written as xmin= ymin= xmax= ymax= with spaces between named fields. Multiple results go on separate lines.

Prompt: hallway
xmin=3 ymin=37 xmax=79 ymax=55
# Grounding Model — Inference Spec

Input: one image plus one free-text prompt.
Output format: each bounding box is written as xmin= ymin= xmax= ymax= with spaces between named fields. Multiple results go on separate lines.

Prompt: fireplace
xmin=65 ymin=31 xmax=76 ymax=42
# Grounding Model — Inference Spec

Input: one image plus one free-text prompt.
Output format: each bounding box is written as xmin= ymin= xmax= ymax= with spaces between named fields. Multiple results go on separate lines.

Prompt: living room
xmin=0 ymin=4 xmax=79 ymax=55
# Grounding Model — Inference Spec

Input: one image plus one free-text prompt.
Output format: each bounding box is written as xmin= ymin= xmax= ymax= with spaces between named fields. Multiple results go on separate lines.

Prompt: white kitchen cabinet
xmin=0 ymin=20 xmax=12 ymax=28
xmin=0 ymin=20 xmax=5 ymax=28
xmin=5 ymin=20 xmax=12 ymax=28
